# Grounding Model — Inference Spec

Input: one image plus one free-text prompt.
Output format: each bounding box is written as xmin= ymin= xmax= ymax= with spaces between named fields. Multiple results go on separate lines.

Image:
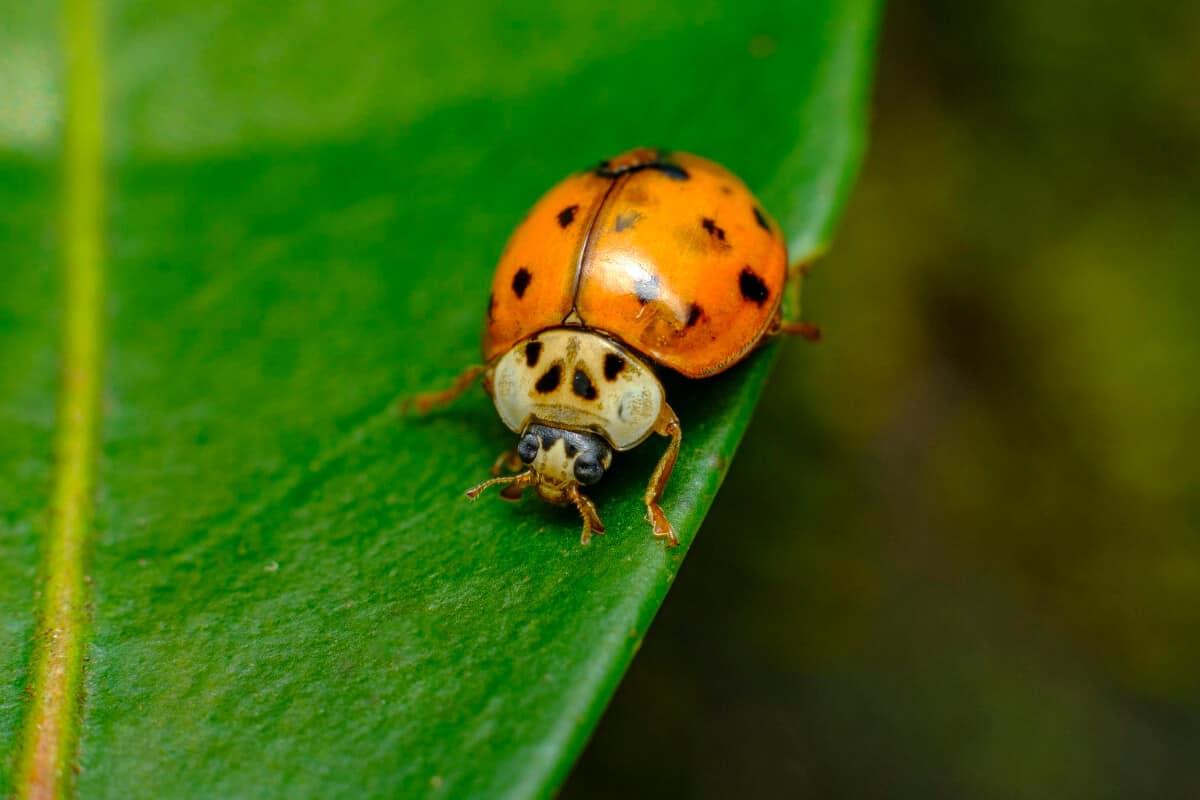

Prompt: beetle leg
xmin=775 ymin=319 xmax=822 ymax=341
xmin=769 ymin=247 xmax=825 ymax=342
xmin=644 ymin=405 xmax=682 ymax=547
xmin=399 ymin=364 xmax=490 ymax=415
xmin=567 ymin=484 xmax=606 ymax=545
xmin=466 ymin=470 xmax=533 ymax=502
xmin=498 ymin=481 xmax=528 ymax=501
xmin=490 ymin=448 xmax=524 ymax=477
xmin=789 ymin=245 xmax=826 ymax=280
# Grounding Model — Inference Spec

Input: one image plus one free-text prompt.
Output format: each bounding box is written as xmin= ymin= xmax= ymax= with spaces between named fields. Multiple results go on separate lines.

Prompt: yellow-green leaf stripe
xmin=13 ymin=0 xmax=105 ymax=796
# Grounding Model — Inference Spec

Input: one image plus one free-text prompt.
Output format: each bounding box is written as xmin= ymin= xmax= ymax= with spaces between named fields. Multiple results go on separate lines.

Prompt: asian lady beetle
xmin=409 ymin=148 xmax=819 ymax=546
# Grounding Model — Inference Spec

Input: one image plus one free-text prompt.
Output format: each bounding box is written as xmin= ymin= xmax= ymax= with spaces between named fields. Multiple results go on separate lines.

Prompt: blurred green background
xmin=565 ymin=0 xmax=1200 ymax=798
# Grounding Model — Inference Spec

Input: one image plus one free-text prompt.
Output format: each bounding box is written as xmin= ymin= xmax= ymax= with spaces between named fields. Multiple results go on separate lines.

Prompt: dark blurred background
xmin=565 ymin=1 xmax=1200 ymax=797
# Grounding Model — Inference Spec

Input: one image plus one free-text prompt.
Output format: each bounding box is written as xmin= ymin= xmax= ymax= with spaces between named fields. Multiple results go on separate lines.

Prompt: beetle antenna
xmin=465 ymin=471 xmax=533 ymax=500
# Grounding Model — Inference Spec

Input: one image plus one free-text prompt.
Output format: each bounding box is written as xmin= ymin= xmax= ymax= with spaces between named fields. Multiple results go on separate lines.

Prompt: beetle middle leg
xmin=399 ymin=364 xmax=491 ymax=415
xmin=644 ymin=404 xmax=682 ymax=547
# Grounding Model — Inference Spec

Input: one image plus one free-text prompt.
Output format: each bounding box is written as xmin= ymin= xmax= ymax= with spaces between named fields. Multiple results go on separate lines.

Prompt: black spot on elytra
xmin=752 ymin=206 xmax=770 ymax=232
xmin=535 ymin=364 xmax=561 ymax=393
xmin=525 ymin=341 xmax=542 ymax=368
xmin=686 ymin=303 xmax=703 ymax=328
xmin=633 ymin=274 xmax=660 ymax=305
xmin=719 ymin=185 xmax=733 ymax=195
xmin=701 ymin=217 xmax=727 ymax=242
xmin=615 ymin=210 xmax=641 ymax=232
xmin=739 ymin=267 xmax=769 ymax=305
xmin=603 ymin=353 xmax=626 ymax=381
xmin=557 ymin=204 xmax=579 ymax=228
xmin=512 ymin=267 xmax=532 ymax=299
xmin=487 ymin=292 xmax=496 ymax=322
xmin=572 ymin=368 xmax=598 ymax=401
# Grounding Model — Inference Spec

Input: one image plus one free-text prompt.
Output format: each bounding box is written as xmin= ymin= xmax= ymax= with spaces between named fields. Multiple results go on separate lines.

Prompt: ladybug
xmin=409 ymin=148 xmax=818 ymax=546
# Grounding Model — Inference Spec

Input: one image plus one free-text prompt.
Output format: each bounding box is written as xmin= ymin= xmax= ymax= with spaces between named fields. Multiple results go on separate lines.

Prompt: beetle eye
xmin=517 ymin=433 xmax=539 ymax=463
xmin=573 ymin=456 xmax=604 ymax=485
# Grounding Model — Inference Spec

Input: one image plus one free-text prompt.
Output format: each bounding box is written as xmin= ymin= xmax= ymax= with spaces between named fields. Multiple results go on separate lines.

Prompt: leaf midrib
xmin=12 ymin=0 xmax=105 ymax=796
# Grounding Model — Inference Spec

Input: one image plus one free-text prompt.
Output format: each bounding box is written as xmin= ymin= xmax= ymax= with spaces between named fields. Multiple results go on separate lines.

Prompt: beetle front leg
xmin=644 ymin=404 xmax=682 ymax=547
xmin=568 ymin=484 xmax=606 ymax=545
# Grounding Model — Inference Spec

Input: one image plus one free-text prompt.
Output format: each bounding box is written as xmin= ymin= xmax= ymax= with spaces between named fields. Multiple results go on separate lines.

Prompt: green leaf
xmin=1 ymin=0 xmax=877 ymax=797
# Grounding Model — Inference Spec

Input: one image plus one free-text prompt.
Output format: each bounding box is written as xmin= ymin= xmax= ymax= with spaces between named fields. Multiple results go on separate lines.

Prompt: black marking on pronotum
xmin=752 ymin=206 xmax=770 ymax=232
xmin=614 ymin=210 xmax=641 ymax=232
xmin=686 ymin=303 xmax=703 ymax=328
xmin=701 ymin=217 xmax=727 ymax=242
xmin=633 ymin=274 xmax=660 ymax=305
xmin=557 ymin=204 xmax=579 ymax=228
xmin=535 ymin=364 xmax=562 ymax=393
xmin=563 ymin=439 xmax=579 ymax=458
xmin=512 ymin=267 xmax=532 ymax=298
xmin=572 ymin=368 xmax=598 ymax=401
xmin=525 ymin=340 xmax=542 ymax=368
xmin=739 ymin=267 xmax=770 ymax=305
xmin=603 ymin=353 xmax=626 ymax=381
